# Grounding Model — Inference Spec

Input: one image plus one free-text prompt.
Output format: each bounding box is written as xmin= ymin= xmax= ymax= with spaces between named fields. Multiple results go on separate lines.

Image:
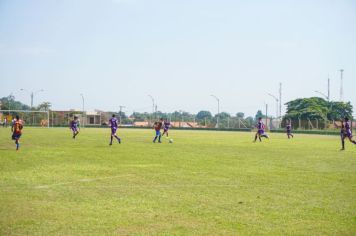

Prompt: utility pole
xmin=279 ymin=83 xmax=282 ymax=118
xmin=267 ymin=93 xmax=279 ymax=118
xmin=80 ymin=94 xmax=85 ymax=128
xmin=210 ymin=95 xmax=220 ymax=128
xmin=119 ymin=105 xmax=125 ymax=125
xmin=339 ymin=69 xmax=344 ymax=101
xmin=20 ymin=89 xmax=44 ymax=108
xmin=265 ymin=103 xmax=268 ymax=130
xmin=148 ymin=95 xmax=155 ymax=124
xmin=327 ymin=76 xmax=330 ymax=101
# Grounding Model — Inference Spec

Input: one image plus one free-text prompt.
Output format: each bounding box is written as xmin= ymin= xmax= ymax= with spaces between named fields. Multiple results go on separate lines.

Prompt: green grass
xmin=0 ymin=127 xmax=355 ymax=235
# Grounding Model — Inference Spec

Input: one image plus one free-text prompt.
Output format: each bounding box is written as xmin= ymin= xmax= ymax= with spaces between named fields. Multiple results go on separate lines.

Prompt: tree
xmin=37 ymin=102 xmax=51 ymax=111
xmin=216 ymin=112 xmax=230 ymax=119
xmin=254 ymin=110 xmax=265 ymax=121
xmin=328 ymin=101 xmax=353 ymax=121
xmin=0 ymin=96 xmax=30 ymax=111
xmin=236 ymin=112 xmax=244 ymax=119
xmin=196 ymin=111 xmax=212 ymax=120
xmin=284 ymin=97 xmax=353 ymax=121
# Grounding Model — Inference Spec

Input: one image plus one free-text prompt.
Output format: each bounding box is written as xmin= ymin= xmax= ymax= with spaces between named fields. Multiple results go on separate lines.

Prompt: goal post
xmin=0 ymin=110 xmax=50 ymax=128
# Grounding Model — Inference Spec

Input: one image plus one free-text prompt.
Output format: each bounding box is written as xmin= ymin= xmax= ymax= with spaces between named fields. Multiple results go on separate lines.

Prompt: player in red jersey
xmin=11 ymin=115 xmax=23 ymax=151
xmin=153 ymin=118 xmax=163 ymax=143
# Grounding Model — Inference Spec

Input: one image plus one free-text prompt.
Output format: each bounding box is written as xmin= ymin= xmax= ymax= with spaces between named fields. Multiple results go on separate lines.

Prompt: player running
xmin=11 ymin=115 xmax=23 ymax=151
xmin=286 ymin=120 xmax=294 ymax=139
xmin=254 ymin=117 xmax=269 ymax=142
xmin=336 ymin=117 xmax=356 ymax=151
xmin=153 ymin=118 xmax=163 ymax=143
xmin=162 ymin=119 xmax=171 ymax=137
xmin=109 ymin=114 xmax=121 ymax=145
xmin=69 ymin=116 xmax=80 ymax=139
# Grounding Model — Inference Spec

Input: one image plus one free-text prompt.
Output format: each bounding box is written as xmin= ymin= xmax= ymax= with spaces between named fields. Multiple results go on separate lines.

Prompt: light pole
xmin=267 ymin=93 xmax=279 ymax=118
xmin=210 ymin=95 xmax=220 ymax=128
xmin=314 ymin=90 xmax=331 ymax=126
xmin=7 ymin=92 xmax=14 ymax=111
xmin=148 ymin=94 xmax=155 ymax=123
xmin=20 ymin=89 xmax=44 ymax=126
xmin=119 ymin=105 xmax=125 ymax=125
xmin=339 ymin=69 xmax=344 ymax=101
xmin=265 ymin=103 xmax=268 ymax=130
xmin=20 ymin=89 xmax=44 ymax=108
xmin=80 ymin=94 xmax=85 ymax=128
xmin=314 ymin=90 xmax=329 ymax=101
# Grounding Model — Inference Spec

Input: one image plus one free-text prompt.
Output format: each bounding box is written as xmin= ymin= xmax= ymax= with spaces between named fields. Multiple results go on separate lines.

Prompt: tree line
xmin=0 ymin=95 xmax=353 ymax=129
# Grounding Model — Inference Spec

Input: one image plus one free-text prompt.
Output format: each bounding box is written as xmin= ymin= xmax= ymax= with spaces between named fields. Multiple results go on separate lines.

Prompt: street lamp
xmin=7 ymin=92 xmax=15 ymax=111
xmin=210 ymin=94 xmax=220 ymax=128
xmin=80 ymin=94 xmax=85 ymax=128
xmin=314 ymin=90 xmax=329 ymax=101
xmin=314 ymin=90 xmax=331 ymax=126
xmin=148 ymin=94 xmax=155 ymax=123
xmin=118 ymin=105 xmax=126 ymax=125
xmin=267 ymin=93 xmax=279 ymax=118
xmin=20 ymin=88 xmax=44 ymax=108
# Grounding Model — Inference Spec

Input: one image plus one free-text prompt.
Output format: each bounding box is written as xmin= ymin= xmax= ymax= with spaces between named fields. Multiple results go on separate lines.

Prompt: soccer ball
xmin=169 ymin=139 xmax=174 ymax=143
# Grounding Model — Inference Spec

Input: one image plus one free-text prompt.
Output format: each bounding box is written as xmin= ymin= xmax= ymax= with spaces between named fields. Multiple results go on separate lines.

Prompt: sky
xmin=0 ymin=0 xmax=355 ymax=117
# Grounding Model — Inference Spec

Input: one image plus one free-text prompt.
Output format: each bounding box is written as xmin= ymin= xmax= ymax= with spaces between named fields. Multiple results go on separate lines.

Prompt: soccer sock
xmin=259 ymin=136 xmax=262 ymax=142
xmin=153 ymin=136 xmax=157 ymax=142
xmin=115 ymin=135 xmax=121 ymax=143
xmin=15 ymin=140 xmax=19 ymax=150
xmin=254 ymin=135 xmax=257 ymax=142
xmin=110 ymin=136 xmax=113 ymax=144
xmin=158 ymin=135 xmax=162 ymax=142
xmin=341 ymin=139 xmax=345 ymax=149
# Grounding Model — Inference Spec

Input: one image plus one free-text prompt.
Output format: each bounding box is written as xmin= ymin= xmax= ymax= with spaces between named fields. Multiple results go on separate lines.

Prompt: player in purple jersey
xmin=335 ymin=117 xmax=356 ymax=150
xmin=253 ymin=117 xmax=269 ymax=142
xmin=69 ymin=116 xmax=80 ymax=139
xmin=109 ymin=114 xmax=121 ymax=145
xmin=162 ymin=119 xmax=171 ymax=137
xmin=286 ymin=120 xmax=294 ymax=139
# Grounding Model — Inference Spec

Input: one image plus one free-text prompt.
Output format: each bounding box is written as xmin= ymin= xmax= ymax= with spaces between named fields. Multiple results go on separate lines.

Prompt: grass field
xmin=0 ymin=127 xmax=355 ymax=235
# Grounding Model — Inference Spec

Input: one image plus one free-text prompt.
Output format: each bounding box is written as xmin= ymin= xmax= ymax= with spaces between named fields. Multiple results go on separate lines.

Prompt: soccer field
xmin=0 ymin=128 xmax=355 ymax=235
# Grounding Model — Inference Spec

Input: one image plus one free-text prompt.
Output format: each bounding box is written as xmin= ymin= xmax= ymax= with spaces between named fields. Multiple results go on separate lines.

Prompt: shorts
xmin=163 ymin=128 xmax=169 ymax=132
xmin=155 ymin=130 xmax=161 ymax=136
xmin=287 ymin=130 xmax=291 ymax=134
xmin=111 ymin=127 xmax=117 ymax=135
xmin=12 ymin=133 xmax=21 ymax=140
xmin=71 ymin=127 xmax=78 ymax=132
xmin=258 ymin=129 xmax=264 ymax=135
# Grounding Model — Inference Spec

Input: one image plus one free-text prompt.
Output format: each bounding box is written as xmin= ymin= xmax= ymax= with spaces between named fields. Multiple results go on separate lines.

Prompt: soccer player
xmin=254 ymin=117 xmax=269 ymax=142
xmin=153 ymin=118 xmax=163 ymax=143
xmin=69 ymin=116 xmax=80 ymax=139
xmin=286 ymin=119 xmax=294 ymax=139
xmin=336 ymin=117 xmax=356 ymax=150
xmin=109 ymin=114 xmax=121 ymax=145
xmin=162 ymin=119 xmax=171 ymax=137
xmin=11 ymin=115 xmax=23 ymax=151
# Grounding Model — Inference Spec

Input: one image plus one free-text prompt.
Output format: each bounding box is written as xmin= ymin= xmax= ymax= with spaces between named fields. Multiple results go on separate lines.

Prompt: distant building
xmin=85 ymin=111 xmax=102 ymax=125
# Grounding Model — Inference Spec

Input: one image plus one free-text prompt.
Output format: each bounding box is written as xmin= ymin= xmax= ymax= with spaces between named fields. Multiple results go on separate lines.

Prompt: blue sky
xmin=0 ymin=0 xmax=355 ymax=117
